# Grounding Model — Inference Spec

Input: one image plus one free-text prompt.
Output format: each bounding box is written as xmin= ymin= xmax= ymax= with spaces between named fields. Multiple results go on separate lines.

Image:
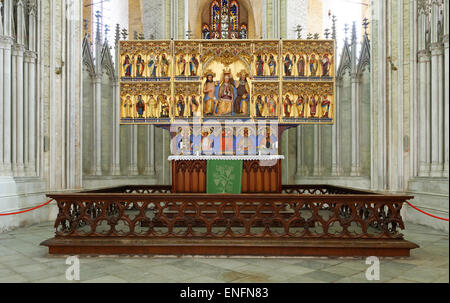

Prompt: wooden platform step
xmin=41 ymin=237 xmax=419 ymax=257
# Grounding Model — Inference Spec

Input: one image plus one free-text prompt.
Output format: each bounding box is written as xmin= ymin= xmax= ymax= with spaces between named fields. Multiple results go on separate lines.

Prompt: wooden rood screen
xmin=41 ymin=185 xmax=419 ymax=257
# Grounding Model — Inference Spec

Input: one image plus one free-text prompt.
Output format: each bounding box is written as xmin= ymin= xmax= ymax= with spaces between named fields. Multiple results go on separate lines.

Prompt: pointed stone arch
xmin=101 ymin=41 xmax=116 ymax=81
xmin=357 ymin=34 xmax=370 ymax=76
xmin=337 ymin=41 xmax=352 ymax=77
xmin=82 ymin=37 xmax=96 ymax=78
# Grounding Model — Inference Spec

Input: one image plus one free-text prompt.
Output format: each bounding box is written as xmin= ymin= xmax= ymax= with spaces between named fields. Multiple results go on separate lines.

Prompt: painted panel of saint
xmin=135 ymin=94 xmax=146 ymax=118
xmin=201 ymin=127 xmax=216 ymax=155
xmin=159 ymin=94 xmax=171 ymax=118
xmin=255 ymin=54 xmax=264 ymax=76
xmin=236 ymin=127 xmax=256 ymax=155
xmin=135 ymin=54 xmax=146 ymax=77
xmin=320 ymin=95 xmax=332 ymax=118
xmin=176 ymin=55 xmax=187 ymax=76
xmin=147 ymin=54 xmax=158 ymax=77
xmin=189 ymin=55 xmax=200 ymax=76
xmin=176 ymin=95 xmax=188 ymax=117
xmin=297 ymin=54 xmax=306 ymax=77
xmin=121 ymin=95 xmax=134 ymax=118
xmin=257 ymin=127 xmax=278 ymax=155
xmin=160 ymin=54 xmax=171 ymax=77
xmin=282 ymin=94 xmax=293 ymax=117
xmin=308 ymin=54 xmax=319 ymax=77
xmin=122 ymin=54 xmax=132 ymax=77
xmin=284 ymin=54 xmax=293 ymax=76
xmin=308 ymin=95 xmax=319 ymax=118
xmin=320 ymin=53 xmax=333 ymax=77
xmin=220 ymin=127 xmax=235 ymax=155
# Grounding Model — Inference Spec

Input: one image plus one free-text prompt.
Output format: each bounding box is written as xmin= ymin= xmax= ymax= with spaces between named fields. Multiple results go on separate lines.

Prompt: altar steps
xmin=41 ymin=237 xmax=419 ymax=257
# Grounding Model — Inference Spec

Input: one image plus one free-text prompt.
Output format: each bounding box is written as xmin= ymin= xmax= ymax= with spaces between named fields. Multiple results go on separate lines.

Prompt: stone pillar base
xmin=13 ymin=164 xmax=26 ymax=177
xmin=110 ymin=165 xmax=121 ymax=176
xmin=128 ymin=166 xmax=139 ymax=176
xmin=350 ymin=166 xmax=361 ymax=177
xmin=430 ymin=163 xmax=443 ymax=177
xmin=143 ymin=167 xmax=156 ymax=176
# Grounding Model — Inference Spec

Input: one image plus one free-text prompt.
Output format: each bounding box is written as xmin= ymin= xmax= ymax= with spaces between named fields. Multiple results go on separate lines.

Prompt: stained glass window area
xmin=203 ymin=0 xmax=248 ymax=39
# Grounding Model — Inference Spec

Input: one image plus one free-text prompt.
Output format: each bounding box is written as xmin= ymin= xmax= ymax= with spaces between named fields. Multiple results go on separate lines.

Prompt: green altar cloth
xmin=206 ymin=160 xmax=243 ymax=194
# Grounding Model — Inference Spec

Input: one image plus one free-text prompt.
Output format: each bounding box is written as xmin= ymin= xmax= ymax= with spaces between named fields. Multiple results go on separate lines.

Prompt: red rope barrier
xmin=0 ymin=199 xmax=54 ymax=216
xmin=407 ymin=202 xmax=449 ymax=222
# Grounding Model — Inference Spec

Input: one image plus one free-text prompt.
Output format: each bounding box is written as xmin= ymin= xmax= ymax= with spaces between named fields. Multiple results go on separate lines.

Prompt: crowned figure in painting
xmin=216 ymin=69 xmax=236 ymax=116
xmin=234 ymin=70 xmax=250 ymax=116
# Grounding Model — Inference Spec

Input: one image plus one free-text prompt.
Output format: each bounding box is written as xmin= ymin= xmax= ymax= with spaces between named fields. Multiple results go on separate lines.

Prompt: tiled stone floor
xmin=0 ymin=222 xmax=447 ymax=283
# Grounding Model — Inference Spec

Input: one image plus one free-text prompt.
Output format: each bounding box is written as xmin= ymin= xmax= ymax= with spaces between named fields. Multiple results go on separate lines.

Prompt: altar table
xmin=169 ymin=155 xmax=284 ymax=194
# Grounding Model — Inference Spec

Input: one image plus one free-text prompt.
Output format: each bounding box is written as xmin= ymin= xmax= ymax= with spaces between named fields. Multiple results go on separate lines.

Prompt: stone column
xmin=144 ymin=126 xmax=156 ymax=175
xmin=313 ymin=125 xmax=321 ymax=176
xmin=12 ymin=45 xmax=26 ymax=177
xmin=417 ymin=50 xmax=431 ymax=176
xmin=111 ymin=80 xmax=121 ymax=175
xmin=295 ymin=127 xmax=307 ymax=177
xmin=350 ymin=22 xmax=360 ymax=177
xmin=129 ymin=125 xmax=139 ymax=175
xmin=444 ymin=0 xmax=449 ymax=177
xmin=23 ymin=52 xmax=30 ymax=175
xmin=0 ymin=37 xmax=13 ymax=176
xmin=417 ymin=2 xmax=431 ymax=176
xmin=331 ymin=79 xmax=341 ymax=176
xmin=0 ymin=41 xmax=4 ymax=174
xmin=93 ymin=74 xmax=103 ymax=176
xmin=26 ymin=52 xmax=37 ymax=176
xmin=429 ymin=1 xmax=444 ymax=177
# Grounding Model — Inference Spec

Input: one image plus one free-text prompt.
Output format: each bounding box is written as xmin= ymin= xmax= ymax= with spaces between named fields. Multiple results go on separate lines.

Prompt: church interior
xmin=0 ymin=0 xmax=448 ymax=284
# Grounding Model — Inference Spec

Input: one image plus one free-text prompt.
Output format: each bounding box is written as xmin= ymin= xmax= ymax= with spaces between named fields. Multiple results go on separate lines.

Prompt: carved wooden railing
xmin=49 ymin=185 xmax=410 ymax=240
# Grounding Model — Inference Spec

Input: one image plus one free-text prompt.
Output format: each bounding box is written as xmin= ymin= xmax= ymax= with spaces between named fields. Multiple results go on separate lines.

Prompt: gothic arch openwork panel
xmin=101 ymin=42 xmax=116 ymax=81
xmin=357 ymin=35 xmax=371 ymax=76
xmin=337 ymin=43 xmax=352 ymax=78
xmin=82 ymin=37 xmax=96 ymax=78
